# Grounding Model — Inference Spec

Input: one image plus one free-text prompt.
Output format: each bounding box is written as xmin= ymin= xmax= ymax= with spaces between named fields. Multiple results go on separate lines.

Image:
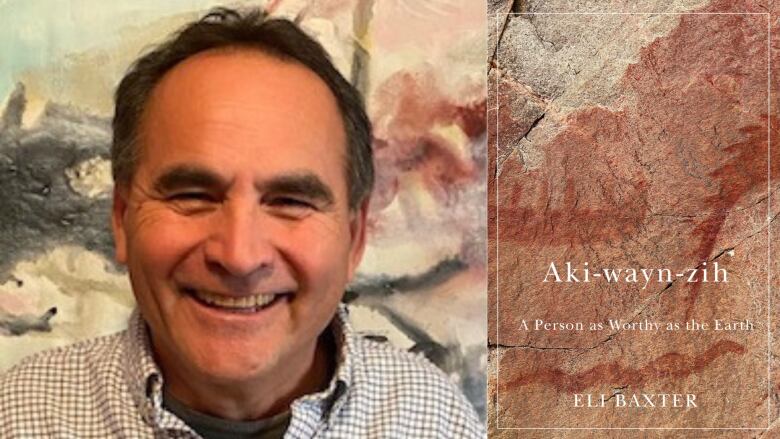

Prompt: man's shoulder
xmin=344 ymin=334 xmax=485 ymax=437
xmin=353 ymin=335 xmax=452 ymax=383
xmin=350 ymin=335 xmax=469 ymax=402
xmin=0 ymin=331 xmax=150 ymax=436
xmin=0 ymin=331 xmax=126 ymax=398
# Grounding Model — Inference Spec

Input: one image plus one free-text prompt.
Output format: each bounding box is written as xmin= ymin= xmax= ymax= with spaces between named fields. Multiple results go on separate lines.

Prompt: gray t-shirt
xmin=163 ymin=390 xmax=290 ymax=439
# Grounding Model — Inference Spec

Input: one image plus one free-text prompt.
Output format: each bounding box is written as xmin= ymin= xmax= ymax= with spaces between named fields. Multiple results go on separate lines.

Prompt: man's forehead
xmin=140 ymin=47 xmax=345 ymax=146
xmin=150 ymin=47 xmax=335 ymax=108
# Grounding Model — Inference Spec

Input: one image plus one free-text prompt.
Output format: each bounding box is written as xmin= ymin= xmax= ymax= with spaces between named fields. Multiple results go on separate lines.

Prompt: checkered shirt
xmin=0 ymin=306 xmax=484 ymax=438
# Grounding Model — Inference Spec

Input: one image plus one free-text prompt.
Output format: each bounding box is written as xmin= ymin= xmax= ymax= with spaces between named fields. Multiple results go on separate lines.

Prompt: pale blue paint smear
xmin=0 ymin=0 xmax=256 ymax=101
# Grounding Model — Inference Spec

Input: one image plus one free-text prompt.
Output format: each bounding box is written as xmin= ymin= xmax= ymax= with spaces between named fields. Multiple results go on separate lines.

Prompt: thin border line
xmin=506 ymin=12 xmax=767 ymax=15
xmin=494 ymin=6 xmax=501 ymax=432
xmin=766 ymin=10 xmax=773 ymax=431
xmin=494 ymin=11 xmax=772 ymax=430
xmin=492 ymin=428 xmax=770 ymax=430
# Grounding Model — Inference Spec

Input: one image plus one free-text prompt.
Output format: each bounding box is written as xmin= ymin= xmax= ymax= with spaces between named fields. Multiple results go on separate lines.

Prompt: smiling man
xmin=0 ymin=7 xmax=483 ymax=439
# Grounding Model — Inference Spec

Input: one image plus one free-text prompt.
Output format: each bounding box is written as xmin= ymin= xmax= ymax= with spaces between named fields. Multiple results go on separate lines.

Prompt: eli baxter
xmin=574 ymin=393 xmax=698 ymax=408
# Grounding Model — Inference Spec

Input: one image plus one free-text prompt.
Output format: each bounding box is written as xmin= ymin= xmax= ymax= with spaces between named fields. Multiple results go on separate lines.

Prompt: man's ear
xmin=111 ymin=185 xmax=129 ymax=265
xmin=346 ymin=196 xmax=370 ymax=282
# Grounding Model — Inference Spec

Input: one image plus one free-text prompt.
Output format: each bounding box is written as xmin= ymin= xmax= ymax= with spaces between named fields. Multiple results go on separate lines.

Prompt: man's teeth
xmin=192 ymin=290 xmax=277 ymax=309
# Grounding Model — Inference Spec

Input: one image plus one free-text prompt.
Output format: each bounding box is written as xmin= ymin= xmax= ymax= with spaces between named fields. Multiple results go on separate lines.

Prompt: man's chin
xmin=152 ymin=331 xmax=283 ymax=391
xmin=187 ymin=346 xmax=282 ymax=385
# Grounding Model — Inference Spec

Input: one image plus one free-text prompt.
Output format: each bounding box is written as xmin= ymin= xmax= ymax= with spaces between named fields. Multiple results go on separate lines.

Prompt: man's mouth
xmin=182 ymin=287 xmax=289 ymax=313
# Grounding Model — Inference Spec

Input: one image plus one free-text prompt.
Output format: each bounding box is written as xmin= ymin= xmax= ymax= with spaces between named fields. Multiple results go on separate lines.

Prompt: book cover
xmin=488 ymin=0 xmax=778 ymax=433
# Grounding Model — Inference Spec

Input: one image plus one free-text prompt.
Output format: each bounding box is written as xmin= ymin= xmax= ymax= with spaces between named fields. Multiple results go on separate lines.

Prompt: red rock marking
xmin=500 ymin=340 xmax=745 ymax=393
xmin=498 ymin=107 xmax=650 ymax=246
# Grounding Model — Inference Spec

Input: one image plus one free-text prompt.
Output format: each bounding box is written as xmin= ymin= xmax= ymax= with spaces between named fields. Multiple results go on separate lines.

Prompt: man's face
xmin=112 ymin=49 xmax=367 ymax=386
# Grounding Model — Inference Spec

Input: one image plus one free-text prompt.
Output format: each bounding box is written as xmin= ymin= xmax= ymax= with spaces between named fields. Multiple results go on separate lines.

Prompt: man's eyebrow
xmin=261 ymin=173 xmax=335 ymax=206
xmin=152 ymin=165 xmax=227 ymax=193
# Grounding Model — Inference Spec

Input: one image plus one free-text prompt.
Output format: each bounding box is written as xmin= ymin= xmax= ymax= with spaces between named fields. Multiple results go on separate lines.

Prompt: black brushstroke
xmin=346 ymin=257 xmax=467 ymax=297
xmin=0 ymin=85 xmax=115 ymax=279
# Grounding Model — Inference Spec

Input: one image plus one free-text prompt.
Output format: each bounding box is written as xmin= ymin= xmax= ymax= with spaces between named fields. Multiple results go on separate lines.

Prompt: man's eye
xmin=265 ymin=197 xmax=317 ymax=218
xmin=166 ymin=192 xmax=218 ymax=212
xmin=269 ymin=197 xmax=314 ymax=209
xmin=170 ymin=192 xmax=215 ymax=202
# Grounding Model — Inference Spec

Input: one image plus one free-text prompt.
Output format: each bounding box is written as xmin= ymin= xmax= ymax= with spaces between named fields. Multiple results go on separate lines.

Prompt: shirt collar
xmin=292 ymin=305 xmax=357 ymax=419
xmin=122 ymin=304 xmax=358 ymax=426
xmin=122 ymin=309 xmax=169 ymax=427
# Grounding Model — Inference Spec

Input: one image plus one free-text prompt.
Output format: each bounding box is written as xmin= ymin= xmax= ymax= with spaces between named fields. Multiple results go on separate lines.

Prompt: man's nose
xmin=203 ymin=201 xmax=275 ymax=279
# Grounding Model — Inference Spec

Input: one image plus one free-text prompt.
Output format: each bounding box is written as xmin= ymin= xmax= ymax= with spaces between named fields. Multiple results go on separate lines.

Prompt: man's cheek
xmin=286 ymin=232 xmax=351 ymax=279
xmin=133 ymin=216 xmax=206 ymax=259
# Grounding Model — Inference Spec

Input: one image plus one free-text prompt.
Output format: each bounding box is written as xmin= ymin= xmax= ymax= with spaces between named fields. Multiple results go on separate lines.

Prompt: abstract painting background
xmin=0 ymin=0 xmax=486 ymax=417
